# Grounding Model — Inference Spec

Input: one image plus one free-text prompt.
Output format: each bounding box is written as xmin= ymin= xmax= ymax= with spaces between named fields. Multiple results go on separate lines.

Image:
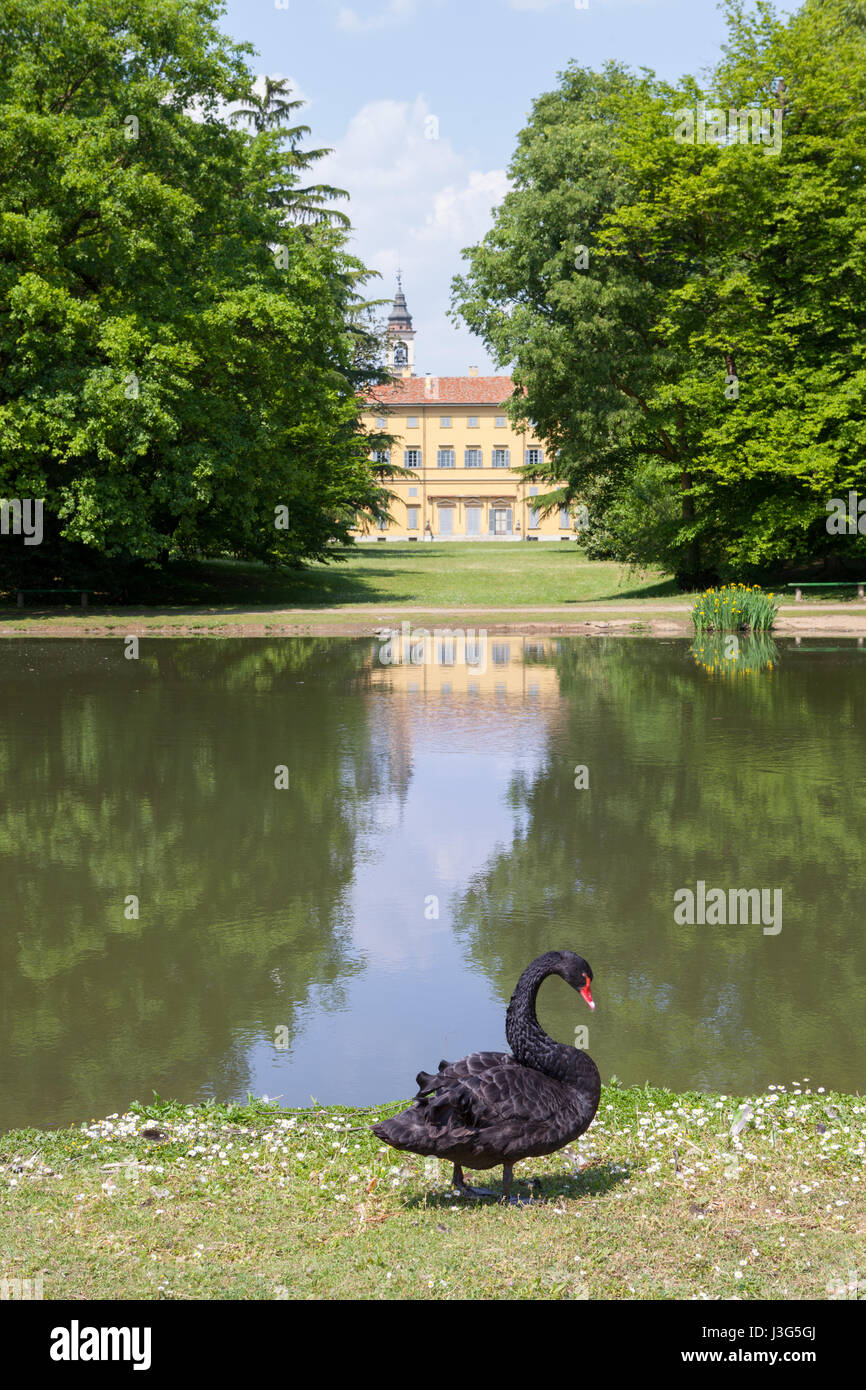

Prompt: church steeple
xmin=387 ymin=274 xmax=415 ymax=377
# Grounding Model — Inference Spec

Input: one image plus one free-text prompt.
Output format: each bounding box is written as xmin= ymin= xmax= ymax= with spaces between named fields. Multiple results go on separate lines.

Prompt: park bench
xmin=787 ymin=582 xmax=865 ymax=601
xmin=16 ymin=588 xmax=90 ymax=608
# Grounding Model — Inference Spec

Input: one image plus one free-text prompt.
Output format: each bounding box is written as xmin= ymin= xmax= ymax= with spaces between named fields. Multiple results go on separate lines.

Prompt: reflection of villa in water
xmin=367 ymin=634 xmax=566 ymax=812
xmin=370 ymin=634 xmax=563 ymax=702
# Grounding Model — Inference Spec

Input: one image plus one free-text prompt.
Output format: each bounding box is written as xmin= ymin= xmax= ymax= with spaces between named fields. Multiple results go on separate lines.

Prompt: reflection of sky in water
xmin=247 ymin=690 xmax=560 ymax=1107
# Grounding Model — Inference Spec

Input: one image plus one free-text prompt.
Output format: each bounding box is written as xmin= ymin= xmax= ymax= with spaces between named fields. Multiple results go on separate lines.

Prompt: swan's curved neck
xmin=505 ymin=955 xmax=573 ymax=1079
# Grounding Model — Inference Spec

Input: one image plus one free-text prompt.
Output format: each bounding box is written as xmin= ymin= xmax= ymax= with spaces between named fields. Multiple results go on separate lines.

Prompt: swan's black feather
xmin=372 ymin=951 xmax=601 ymax=1183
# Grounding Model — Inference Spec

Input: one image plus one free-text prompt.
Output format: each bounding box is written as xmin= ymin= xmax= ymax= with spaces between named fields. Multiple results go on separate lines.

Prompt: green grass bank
xmin=3 ymin=547 xmax=865 ymax=636
xmin=1 ymin=1082 xmax=862 ymax=1300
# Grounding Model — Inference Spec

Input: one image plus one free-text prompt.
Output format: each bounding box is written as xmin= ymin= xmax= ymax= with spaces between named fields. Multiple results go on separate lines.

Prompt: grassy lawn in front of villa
xmin=3 ymin=545 xmax=865 ymax=634
xmin=1 ymin=543 xmax=677 ymax=615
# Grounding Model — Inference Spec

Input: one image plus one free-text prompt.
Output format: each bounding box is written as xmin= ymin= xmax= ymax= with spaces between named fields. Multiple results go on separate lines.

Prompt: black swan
xmin=372 ymin=950 xmax=600 ymax=1201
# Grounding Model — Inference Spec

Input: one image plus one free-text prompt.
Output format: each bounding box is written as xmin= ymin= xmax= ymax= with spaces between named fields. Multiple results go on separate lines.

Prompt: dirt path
xmin=2 ymin=601 xmax=866 ymax=638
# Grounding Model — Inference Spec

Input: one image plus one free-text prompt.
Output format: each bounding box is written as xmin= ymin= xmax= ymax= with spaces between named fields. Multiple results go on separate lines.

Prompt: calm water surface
xmin=1 ymin=635 xmax=864 ymax=1131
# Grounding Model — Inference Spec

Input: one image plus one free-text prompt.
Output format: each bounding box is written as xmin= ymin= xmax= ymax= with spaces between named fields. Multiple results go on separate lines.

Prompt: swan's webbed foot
xmin=451 ymin=1164 xmax=496 ymax=1199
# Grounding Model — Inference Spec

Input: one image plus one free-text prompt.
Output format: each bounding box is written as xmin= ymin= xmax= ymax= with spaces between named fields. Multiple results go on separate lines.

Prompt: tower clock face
xmin=393 ymin=343 xmax=408 ymax=365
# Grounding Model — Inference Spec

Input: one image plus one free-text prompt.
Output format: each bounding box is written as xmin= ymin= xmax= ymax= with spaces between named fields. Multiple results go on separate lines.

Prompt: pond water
xmin=1 ymin=634 xmax=864 ymax=1132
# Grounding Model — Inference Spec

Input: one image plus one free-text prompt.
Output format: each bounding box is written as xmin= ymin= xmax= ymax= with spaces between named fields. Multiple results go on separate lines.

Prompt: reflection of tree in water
xmin=452 ymin=639 xmax=866 ymax=1093
xmin=0 ymin=639 xmax=388 ymax=1128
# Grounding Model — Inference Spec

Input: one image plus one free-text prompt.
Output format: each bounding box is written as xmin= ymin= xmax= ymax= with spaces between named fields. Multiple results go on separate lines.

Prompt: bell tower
xmin=387 ymin=274 xmax=415 ymax=378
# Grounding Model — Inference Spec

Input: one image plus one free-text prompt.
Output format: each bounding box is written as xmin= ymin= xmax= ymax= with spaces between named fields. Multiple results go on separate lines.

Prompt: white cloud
xmin=416 ymin=171 xmax=511 ymax=248
xmin=337 ymin=0 xmax=420 ymax=33
xmin=316 ymin=95 xmax=509 ymax=373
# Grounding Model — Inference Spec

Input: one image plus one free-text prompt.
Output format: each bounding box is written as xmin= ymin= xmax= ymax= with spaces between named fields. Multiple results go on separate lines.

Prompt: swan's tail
xmin=371 ymin=1112 xmax=427 ymax=1152
xmin=371 ymin=1060 xmax=457 ymax=1152
xmin=372 ymin=1063 xmax=450 ymax=1151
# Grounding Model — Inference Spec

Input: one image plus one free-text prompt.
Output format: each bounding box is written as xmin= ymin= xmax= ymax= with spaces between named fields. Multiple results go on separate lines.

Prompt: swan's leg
xmin=451 ymin=1164 xmax=496 ymax=1199
xmin=501 ymin=1164 xmax=536 ymax=1204
xmin=500 ymin=1163 xmax=514 ymax=1203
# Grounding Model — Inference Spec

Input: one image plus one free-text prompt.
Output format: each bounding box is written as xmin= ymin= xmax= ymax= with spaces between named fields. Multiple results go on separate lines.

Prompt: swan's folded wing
xmin=415 ymin=1051 xmax=514 ymax=1098
xmin=424 ymin=1064 xmax=566 ymax=1132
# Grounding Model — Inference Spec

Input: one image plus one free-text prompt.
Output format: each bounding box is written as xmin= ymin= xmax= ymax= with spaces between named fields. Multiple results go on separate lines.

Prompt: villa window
xmin=407 ymin=416 xmax=419 ymax=429
xmin=372 ymin=449 xmax=390 ymax=464
xmin=404 ymin=448 xmax=422 ymax=467
xmin=495 ymin=416 xmax=507 ymax=428
xmin=375 ymin=416 xmax=387 ymax=429
xmin=492 ymin=448 xmax=509 ymax=468
xmin=464 ymin=448 xmax=483 ymax=468
xmin=437 ymin=639 xmax=456 ymax=666
xmin=467 ymin=416 xmax=479 ymax=428
xmin=437 ymin=448 xmax=455 ymax=468
xmin=440 ymin=416 xmax=451 ymax=428
xmin=525 ymin=447 xmax=543 ymax=467
xmin=407 ymin=507 xmax=419 ymax=529
xmin=408 ymin=487 xmax=418 ymax=497
xmin=560 ymin=507 xmax=571 ymax=529
xmin=529 ymin=487 xmax=539 ymax=528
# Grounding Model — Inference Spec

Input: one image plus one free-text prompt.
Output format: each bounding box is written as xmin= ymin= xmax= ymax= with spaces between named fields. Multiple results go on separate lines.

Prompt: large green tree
xmin=0 ymin=0 xmax=389 ymax=586
xmin=452 ymin=0 xmax=866 ymax=584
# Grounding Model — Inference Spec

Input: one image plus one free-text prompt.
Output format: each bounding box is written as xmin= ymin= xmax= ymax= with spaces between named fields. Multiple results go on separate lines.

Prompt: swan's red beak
xmin=579 ymin=980 xmax=595 ymax=1011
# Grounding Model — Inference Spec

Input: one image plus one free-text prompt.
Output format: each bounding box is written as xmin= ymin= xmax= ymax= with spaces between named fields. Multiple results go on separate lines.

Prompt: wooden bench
xmin=16 ymin=588 xmax=90 ymax=608
xmin=787 ymin=582 xmax=865 ymax=601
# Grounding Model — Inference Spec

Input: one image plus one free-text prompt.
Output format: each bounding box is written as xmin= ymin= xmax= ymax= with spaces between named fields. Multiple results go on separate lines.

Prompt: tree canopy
xmin=451 ymin=0 xmax=866 ymax=584
xmin=0 ymin=0 xmax=389 ymax=587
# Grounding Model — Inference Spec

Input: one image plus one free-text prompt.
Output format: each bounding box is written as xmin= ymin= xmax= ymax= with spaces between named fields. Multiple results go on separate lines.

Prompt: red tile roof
xmin=366 ymin=376 xmax=516 ymax=407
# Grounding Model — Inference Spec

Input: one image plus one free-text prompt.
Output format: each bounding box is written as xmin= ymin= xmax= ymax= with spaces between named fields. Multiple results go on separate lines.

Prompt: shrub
xmin=691 ymin=584 xmax=780 ymax=633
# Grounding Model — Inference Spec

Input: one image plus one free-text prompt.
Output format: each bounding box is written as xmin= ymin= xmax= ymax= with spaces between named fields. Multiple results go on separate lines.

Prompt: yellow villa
xmin=353 ymin=281 xmax=578 ymax=543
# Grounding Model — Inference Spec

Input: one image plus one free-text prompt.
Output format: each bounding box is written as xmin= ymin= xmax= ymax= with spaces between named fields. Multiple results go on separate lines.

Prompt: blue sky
xmin=222 ymin=0 xmax=797 ymax=373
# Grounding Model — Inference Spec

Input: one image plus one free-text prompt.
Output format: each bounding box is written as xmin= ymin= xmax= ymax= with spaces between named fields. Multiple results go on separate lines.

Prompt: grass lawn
xmin=3 ymin=547 xmax=865 ymax=634
xmin=279 ymin=543 xmax=679 ymax=608
xmin=1 ymin=1084 xmax=861 ymax=1300
xmin=1 ymin=544 xmax=679 ymax=613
